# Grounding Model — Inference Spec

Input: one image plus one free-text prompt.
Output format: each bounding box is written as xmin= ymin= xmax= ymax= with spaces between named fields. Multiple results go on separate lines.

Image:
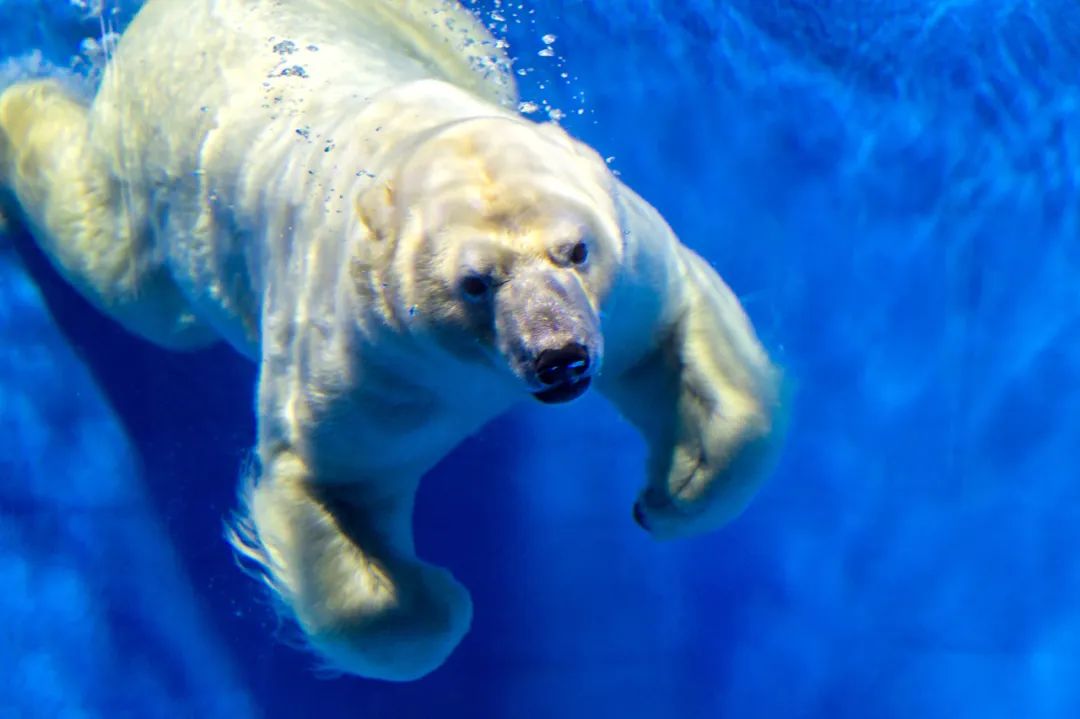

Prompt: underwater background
xmin=1 ymin=0 xmax=1079 ymax=717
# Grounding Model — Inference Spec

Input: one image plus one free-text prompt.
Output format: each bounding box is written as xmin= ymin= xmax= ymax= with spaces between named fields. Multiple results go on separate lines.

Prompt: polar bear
xmin=0 ymin=0 xmax=782 ymax=681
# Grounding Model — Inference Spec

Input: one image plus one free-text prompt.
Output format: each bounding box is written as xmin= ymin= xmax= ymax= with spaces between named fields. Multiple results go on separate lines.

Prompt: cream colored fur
xmin=0 ymin=0 xmax=782 ymax=681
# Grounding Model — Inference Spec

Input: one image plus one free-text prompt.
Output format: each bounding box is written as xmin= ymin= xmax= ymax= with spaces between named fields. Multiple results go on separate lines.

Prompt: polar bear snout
xmin=535 ymin=344 xmax=590 ymax=386
xmin=493 ymin=266 xmax=604 ymax=401
xmin=531 ymin=343 xmax=593 ymax=404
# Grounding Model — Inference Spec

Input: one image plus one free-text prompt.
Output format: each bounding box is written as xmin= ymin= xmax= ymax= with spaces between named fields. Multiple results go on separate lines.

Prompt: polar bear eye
xmin=460 ymin=274 xmax=493 ymax=301
xmin=569 ymin=240 xmax=589 ymax=265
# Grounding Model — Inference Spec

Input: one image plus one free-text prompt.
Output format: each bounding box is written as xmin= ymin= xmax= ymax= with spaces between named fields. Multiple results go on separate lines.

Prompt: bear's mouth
xmin=532 ymin=377 xmax=592 ymax=404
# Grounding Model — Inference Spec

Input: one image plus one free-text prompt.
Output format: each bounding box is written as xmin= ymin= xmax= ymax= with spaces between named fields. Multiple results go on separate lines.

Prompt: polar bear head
xmin=357 ymin=116 xmax=625 ymax=404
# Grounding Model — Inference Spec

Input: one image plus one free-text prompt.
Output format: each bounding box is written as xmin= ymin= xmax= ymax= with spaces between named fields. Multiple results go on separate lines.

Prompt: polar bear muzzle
xmin=531 ymin=344 xmax=592 ymax=404
xmin=492 ymin=265 xmax=603 ymax=401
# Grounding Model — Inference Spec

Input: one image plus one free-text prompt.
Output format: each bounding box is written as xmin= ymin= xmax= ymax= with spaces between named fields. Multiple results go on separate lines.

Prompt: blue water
xmin=1 ymin=1 xmax=1078 ymax=717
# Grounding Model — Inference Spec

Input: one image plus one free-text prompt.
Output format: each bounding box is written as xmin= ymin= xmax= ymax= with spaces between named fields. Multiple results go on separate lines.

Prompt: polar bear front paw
xmin=632 ymin=413 xmax=778 ymax=540
xmin=229 ymin=454 xmax=472 ymax=681
xmin=299 ymin=553 xmax=473 ymax=682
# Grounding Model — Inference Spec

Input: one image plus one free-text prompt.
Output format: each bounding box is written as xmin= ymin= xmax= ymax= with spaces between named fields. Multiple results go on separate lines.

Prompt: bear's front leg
xmin=602 ymin=237 xmax=785 ymax=540
xmin=229 ymin=449 xmax=472 ymax=681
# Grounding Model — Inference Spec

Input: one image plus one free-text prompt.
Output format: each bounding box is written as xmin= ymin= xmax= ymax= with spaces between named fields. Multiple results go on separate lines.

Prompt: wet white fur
xmin=0 ymin=0 xmax=782 ymax=680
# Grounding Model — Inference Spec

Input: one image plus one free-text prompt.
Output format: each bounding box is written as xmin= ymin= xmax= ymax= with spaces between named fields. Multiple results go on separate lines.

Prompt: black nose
xmin=534 ymin=344 xmax=590 ymax=387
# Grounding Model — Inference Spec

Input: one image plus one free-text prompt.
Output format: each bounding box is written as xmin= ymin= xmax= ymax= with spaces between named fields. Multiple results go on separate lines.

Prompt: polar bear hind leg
xmin=0 ymin=79 xmax=214 ymax=350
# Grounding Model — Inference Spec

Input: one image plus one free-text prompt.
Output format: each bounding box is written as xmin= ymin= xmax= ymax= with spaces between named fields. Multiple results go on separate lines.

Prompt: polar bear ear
xmin=354 ymin=180 xmax=396 ymax=243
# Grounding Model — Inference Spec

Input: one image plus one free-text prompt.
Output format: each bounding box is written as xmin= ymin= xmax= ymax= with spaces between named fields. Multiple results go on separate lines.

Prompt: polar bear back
xmin=73 ymin=0 xmax=517 ymax=354
xmin=91 ymin=0 xmax=514 ymax=184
